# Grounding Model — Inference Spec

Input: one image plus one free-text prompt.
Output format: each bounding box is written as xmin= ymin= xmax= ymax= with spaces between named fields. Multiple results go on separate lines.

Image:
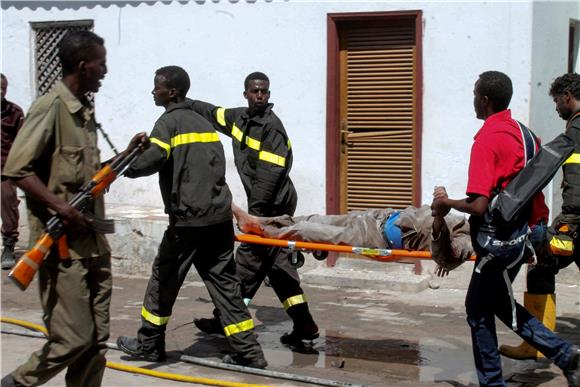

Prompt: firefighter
xmin=190 ymin=72 xmax=319 ymax=346
xmin=500 ymin=73 xmax=580 ymax=362
xmin=116 ymin=66 xmax=267 ymax=368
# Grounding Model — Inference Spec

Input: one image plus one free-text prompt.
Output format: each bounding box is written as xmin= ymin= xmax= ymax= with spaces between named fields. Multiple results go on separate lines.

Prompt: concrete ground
xmin=1 ymin=251 xmax=579 ymax=386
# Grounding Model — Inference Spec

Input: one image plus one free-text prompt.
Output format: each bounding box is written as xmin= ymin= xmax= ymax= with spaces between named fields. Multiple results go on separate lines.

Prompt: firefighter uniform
xmin=518 ymin=112 xmax=580 ymax=301
xmin=191 ymin=99 xmax=318 ymax=339
xmin=123 ymin=101 xmax=264 ymax=364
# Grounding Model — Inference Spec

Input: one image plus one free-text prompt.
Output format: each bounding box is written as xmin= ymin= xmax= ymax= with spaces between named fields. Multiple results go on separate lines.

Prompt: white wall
xmin=1 ymin=0 xmax=572 ymax=216
xmin=529 ymin=1 xmax=580 ymax=220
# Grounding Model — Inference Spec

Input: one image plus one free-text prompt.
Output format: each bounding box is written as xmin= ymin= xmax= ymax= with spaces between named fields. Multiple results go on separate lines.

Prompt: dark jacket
xmin=191 ymin=99 xmax=297 ymax=217
xmin=125 ymin=100 xmax=232 ymax=227
xmin=562 ymin=112 xmax=580 ymax=215
xmin=1 ymin=99 xmax=24 ymax=171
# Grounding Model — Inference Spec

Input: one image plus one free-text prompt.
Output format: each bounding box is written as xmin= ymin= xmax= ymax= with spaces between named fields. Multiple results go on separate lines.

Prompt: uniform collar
xmin=54 ymin=81 xmax=85 ymax=114
xmin=566 ymin=111 xmax=580 ymax=129
xmin=474 ymin=109 xmax=512 ymax=139
xmin=165 ymin=100 xmax=190 ymax=114
xmin=244 ymin=103 xmax=274 ymax=124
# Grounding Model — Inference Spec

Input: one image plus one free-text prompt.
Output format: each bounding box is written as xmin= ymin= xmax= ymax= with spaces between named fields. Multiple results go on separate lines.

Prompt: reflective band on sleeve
xmin=245 ymin=137 xmax=261 ymax=151
xmin=564 ymin=153 xmax=580 ymax=165
xmin=223 ymin=318 xmax=254 ymax=337
xmin=150 ymin=137 xmax=171 ymax=159
xmin=287 ymin=139 xmax=292 ymax=149
xmin=170 ymin=132 xmax=219 ymax=148
xmin=141 ymin=306 xmax=170 ymax=326
xmin=282 ymin=294 xmax=306 ymax=310
xmin=231 ymin=124 xmax=243 ymax=142
xmin=259 ymin=150 xmax=286 ymax=167
xmin=216 ymin=107 xmax=226 ymax=127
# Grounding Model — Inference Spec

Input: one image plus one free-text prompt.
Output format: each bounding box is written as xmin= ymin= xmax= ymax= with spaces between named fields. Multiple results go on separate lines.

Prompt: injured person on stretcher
xmin=232 ymin=203 xmax=474 ymax=276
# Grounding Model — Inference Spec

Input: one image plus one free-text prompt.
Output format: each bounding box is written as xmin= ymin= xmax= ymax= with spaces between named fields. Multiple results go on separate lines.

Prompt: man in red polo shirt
xmin=432 ymin=71 xmax=579 ymax=387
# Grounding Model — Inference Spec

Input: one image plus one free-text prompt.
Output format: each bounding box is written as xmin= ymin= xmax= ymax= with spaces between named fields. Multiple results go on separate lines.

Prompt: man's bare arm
xmin=14 ymin=175 xmax=89 ymax=229
xmin=431 ymin=186 xmax=488 ymax=217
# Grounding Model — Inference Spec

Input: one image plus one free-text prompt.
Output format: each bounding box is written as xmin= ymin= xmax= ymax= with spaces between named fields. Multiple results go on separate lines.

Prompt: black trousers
xmin=235 ymin=242 xmax=316 ymax=328
xmin=138 ymin=221 xmax=263 ymax=361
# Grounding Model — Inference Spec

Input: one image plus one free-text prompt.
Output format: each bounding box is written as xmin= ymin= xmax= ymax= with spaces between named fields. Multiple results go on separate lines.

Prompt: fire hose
xmin=0 ymin=317 xmax=364 ymax=387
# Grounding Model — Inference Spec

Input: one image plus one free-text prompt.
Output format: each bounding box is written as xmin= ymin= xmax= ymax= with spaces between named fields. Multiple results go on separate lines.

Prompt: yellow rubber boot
xmin=500 ymin=292 xmax=556 ymax=360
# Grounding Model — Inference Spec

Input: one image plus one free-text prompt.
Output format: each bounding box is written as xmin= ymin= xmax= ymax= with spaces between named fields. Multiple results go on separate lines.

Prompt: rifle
xmin=8 ymin=147 xmax=141 ymax=290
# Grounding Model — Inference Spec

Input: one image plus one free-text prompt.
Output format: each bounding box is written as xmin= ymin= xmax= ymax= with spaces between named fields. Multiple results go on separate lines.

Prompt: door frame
xmin=326 ymin=10 xmax=423 ymax=215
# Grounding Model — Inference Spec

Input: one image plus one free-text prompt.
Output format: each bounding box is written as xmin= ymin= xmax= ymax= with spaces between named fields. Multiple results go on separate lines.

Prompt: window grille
xmin=31 ymin=20 xmax=94 ymax=97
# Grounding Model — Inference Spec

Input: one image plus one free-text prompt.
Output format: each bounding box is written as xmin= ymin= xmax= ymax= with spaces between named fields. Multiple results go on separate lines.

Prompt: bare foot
xmin=232 ymin=203 xmax=264 ymax=235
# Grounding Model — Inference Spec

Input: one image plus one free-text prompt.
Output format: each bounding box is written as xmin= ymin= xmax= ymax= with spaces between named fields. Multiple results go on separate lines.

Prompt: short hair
xmin=477 ymin=71 xmax=513 ymax=111
xmin=0 ymin=74 xmax=6 ymax=81
xmin=549 ymin=73 xmax=580 ymax=99
xmin=58 ymin=31 xmax=105 ymax=76
xmin=244 ymin=71 xmax=269 ymax=90
xmin=155 ymin=66 xmax=190 ymax=98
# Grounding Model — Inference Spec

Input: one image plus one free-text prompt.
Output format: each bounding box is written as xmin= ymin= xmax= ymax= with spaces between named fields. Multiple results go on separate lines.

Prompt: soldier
xmin=1 ymin=31 xmax=147 ymax=387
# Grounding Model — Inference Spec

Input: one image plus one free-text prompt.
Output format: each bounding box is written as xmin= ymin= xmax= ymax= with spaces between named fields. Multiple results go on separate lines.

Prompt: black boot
xmin=117 ymin=336 xmax=166 ymax=362
xmin=1 ymin=242 xmax=16 ymax=270
xmin=281 ymin=303 xmax=319 ymax=346
xmin=280 ymin=322 xmax=320 ymax=345
xmin=1 ymin=374 xmax=24 ymax=387
xmin=564 ymin=345 xmax=580 ymax=387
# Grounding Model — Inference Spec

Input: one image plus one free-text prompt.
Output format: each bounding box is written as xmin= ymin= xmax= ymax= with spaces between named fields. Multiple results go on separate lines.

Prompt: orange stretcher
xmin=236 ymin=233 xmax=436 ymax=262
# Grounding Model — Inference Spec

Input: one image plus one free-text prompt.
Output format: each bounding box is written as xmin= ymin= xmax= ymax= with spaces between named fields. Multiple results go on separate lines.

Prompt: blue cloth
xmin=465 ymin=252 xmax=572 ymax=386
xmin=382 ymin=211 xmax=402 ymax=249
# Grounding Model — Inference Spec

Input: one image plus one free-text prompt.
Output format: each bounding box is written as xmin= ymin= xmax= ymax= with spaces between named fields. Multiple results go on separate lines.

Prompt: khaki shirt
xmin=3 ymin=81 xmax=110 ymax=259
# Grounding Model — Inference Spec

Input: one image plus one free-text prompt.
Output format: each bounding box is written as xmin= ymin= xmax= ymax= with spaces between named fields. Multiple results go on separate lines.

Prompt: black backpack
xmin=474 ymin=121 xmax=538 ymax=268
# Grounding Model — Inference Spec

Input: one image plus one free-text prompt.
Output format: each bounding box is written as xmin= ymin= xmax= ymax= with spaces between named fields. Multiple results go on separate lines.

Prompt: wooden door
xmin=329 ymin=13 xmax=422 ymax=213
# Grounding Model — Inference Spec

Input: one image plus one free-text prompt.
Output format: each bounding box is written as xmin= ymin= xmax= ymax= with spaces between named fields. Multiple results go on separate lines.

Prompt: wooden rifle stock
xmin=9 ymin=234 xmax=56 ymax=290
xmin=8 ymin=148 xmax=140 ymax=290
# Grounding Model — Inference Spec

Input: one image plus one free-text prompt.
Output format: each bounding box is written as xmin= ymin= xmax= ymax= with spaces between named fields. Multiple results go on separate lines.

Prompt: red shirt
xmin=466 ymin=109 xmax=549 ymax=225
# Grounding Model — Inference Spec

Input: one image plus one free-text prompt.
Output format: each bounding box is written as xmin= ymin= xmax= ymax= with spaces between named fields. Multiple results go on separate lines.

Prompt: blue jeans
xmin=465 ymin=225 xmax=573 ymax=386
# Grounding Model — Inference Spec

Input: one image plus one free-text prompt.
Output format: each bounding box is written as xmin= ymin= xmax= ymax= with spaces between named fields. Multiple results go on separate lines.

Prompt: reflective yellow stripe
xmin=216 ymin=107 xmax=226 ymax=127
xmin=564 ymin=153 xmax=580 ymax=165
xmin=282 ymin=294 xmax=306 ymax=310
xmin=549 ymin=236 xmax=574 ymax=256
xmin=223 ymin=319 xmax=254 ymax=337
xmin=287 ymin=139 xmax=292 ymax=149
xmin=259 ymin=150 xmax=286 ymax=167
xmin=231 ymin=124 xmax=261 ymax=150
xmin=245 ymin=136 xmax=261 ymax=151
xmin=141 ymin=306 xmax=170 ymax=326
xmin=150 ymin=137 xmax=171 ymax=159
xmin=231 ymin=124 xmax=243 ymax=142
xmin=171 ymin=132 xmax=219 ymax=148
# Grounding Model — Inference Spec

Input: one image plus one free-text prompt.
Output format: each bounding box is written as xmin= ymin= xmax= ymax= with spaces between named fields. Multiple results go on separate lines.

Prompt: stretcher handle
xmin=235 ymin=234 xmax=434 ymax=260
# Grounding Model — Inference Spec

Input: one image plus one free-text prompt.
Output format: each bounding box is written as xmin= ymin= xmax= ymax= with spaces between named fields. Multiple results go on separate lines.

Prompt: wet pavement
xmin=1 ymin=250 xmax=579 ymax=387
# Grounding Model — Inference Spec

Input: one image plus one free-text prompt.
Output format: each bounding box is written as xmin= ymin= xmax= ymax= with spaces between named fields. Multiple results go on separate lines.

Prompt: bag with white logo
xmin=474 ymin=121 xmax=537 ymax=268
